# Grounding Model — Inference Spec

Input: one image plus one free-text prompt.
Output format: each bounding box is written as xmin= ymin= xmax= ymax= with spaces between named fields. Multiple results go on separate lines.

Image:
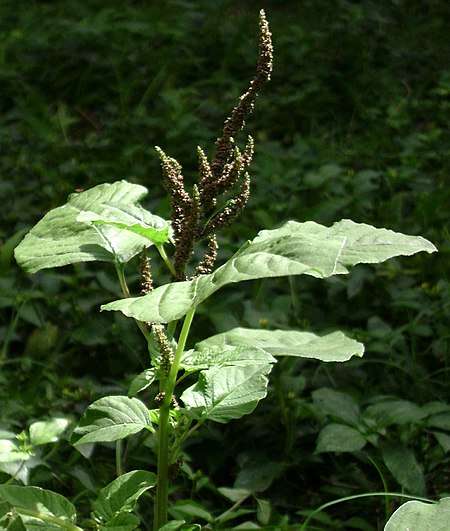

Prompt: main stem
xmin=154 ymin=307 xmax=196 ymax=530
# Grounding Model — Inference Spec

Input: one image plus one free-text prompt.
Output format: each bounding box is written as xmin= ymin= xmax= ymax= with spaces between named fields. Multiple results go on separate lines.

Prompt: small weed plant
xmin=2 ymin=10 xmax=443 ymax=531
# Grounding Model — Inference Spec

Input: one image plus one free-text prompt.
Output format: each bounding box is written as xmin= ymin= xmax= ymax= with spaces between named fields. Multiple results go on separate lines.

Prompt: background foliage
xmin=1 ymin=0 xmax=449 ymax=528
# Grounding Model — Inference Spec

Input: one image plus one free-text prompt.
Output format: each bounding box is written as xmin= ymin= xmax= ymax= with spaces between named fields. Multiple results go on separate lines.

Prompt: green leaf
xmin=235 ymin=461 xmax=284 ymax=493
xmin=256 ymin=498 xmax=271 ymax=526
xmin=181 ymin=345 xmax=276 ymax=371
xmin=71 ymin=396 xmax=150 ymax=445
xmin=195 ymin=328 xmax=364 ymax=362
xmin=426 ymin=411 xmax=450 ymax=431
xmin=127 ymin=369 xmax=157 ymax=398
xmin=158 ymin=523 xmax=201 ymax=531
xmin=29 ymin=418 xmax=70 ymax=447
xmin=380 ymin=444 xmax=426 ymax=495
xmin=76 ymin=203 xmax=171 ymax=246
xmin=384 ymin=498 xmax=450 ymax=531
xmin=181 ymin=364 xmax=273 ymax=423
xmin=0 ymin=486 xmax=77 ymax=526
xmin=94 ymin=470 xmax=156 ymax=520
xmin=168 ymin=499 xmax=213 ymax=522
xmin=0 ymin=440 xmax=30 ymax=463
xmin=102 ymin=219 xmax=436 ymax=323
xmin=15 ymin=181 xmax=168 ymax=273
xmin=217 ymin=487 xmax=252 ymax=503
xmin=432 ymin=431 xmax=450 ymax=453
xmin=99 ymin=512 xmax=140 ymax=530
xmin=315 ymin=423 xmax=367 ymax=453
xmin=363 ymin=400 xmax=427 ymax=428
xmin=312 ymin=388 xmax=360 ymax=426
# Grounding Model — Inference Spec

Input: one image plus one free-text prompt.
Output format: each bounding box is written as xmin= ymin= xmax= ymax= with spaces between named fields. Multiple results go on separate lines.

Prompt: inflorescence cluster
xmin=155 ymin=9 xmax=273 ymax=281
xmin=141 ymin=10 xmax=273 ymax=375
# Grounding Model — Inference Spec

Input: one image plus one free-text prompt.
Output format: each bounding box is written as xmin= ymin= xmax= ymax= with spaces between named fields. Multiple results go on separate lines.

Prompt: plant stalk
xmin=154 ymin=307 xmax=196 ymax=529
xmin=115 ymin=263 xmax=153 ymax=343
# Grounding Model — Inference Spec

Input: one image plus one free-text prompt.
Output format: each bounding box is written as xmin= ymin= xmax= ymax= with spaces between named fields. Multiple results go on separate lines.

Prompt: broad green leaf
xmin=312 ymin=388 xmax=360 ymax=426
xmin=433 ymin=431 xmax=450 ymax=453
xmin=421 ymin=402 xmax=450 ymax=416
xmin=380 ymin=444 xmax=426 ymax=495
xmin=15 ymin=181 xmax=167 ymax=273
xmin=181 ymin=364 xmax=273 ymax=423
xmin=76 ymin=203 xmax=171 ymax=246
xmin=158 ymin=522 xmax=188 ymax=531
xmin=384 ymin=498 xmax=450 ymax=531
xmin=180 ymin=345 xmax=276 ymax=371
xmin=195 ymin=328 xmax=364 ymax=362
xmin=99 ymin=512 xmax=140 ymax=530
xmin=256 ymin=498 xmax=271 ymax=525
xmin=315 ymin=423 xmax=367 ymax=453
xmin=94 ymin=470 xmax=156 ymax=520
xmin=235 ymin=461 xmax=284 ymax=493
xmin=0 ymin=440 xmax=30 ymax=463
xmin=29 ymin=418 xmax=70 ymax=447
xmin=0 ymin=457 xmax=39 ymax=484
xmin=363 ymin=400 xmax=427 ymax=428
xmin=102 ymin=219 xmax=436 ymax=323
xmin=127 ymin=369 xmax=157 ymax=398
xmin=426 ymin=411 xmax=450 ymax=431
xmin=71 ymin=396 xmax=150 ymax=445
xmin=168 ymin=499 xmax=213 ymax=522
xmin=0 ymin=486 xmax=77 ymax=526
xmin=217 ymin=487 xmax=252 ymax=502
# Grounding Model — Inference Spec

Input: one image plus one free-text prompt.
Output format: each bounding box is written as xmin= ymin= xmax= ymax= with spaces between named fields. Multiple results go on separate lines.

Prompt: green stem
xmin=0 ymin=305 xmax=22 ymax=366
xmin=115 ymin=263 xmax=152 ymax=343
xmin=156 ymin=244 xmax=177 ymax=277
xmin=299 ymin=492 xmax=434 ymax=531
xmin=13 ymin=507 xmax=82 ymax=531
xmin=366 ymin=454 xmax=390 ymax=520
xmin=154 ymin=307 xmax=196 ymax=530
xmin=212 ymin=493 xmax=251 ymax=526
xmin=116 ymin=439 xmax=123 ymax=476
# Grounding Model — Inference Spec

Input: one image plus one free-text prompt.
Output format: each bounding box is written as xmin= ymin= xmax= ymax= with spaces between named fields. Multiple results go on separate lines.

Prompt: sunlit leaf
xmin=127 ymin=369 xmax=158 ymax=398
xmin=71 ymin=396 xmax=150 ymax=445
xmin=181 ymin=345 xmax=276 ymax=371
xmin=29 ymin=418 xmax=70 ymax=447
xmin=94 ymin=470 xmax=156 ymax=520
xmin=0 ymin=486 xmax=77 ymax=527
xmin=0 ymin=440 xmax=30 ymax=463
xmin=195 ymin=328 xmax=364 ymax=362
xmin=15 ymin=181 xmax=168 ymax=273
xmin=181 ymin=364 xmax=272 ymax=423
xmin=384 ymin=497 xmax=450 ymax=531
xmin=77 ymin=203 xmax=171 ymax=246
xmin=102 ymin=219 xmax=436 ymax=323
xmin=99 ymin=512 xmax=140 ymax=530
